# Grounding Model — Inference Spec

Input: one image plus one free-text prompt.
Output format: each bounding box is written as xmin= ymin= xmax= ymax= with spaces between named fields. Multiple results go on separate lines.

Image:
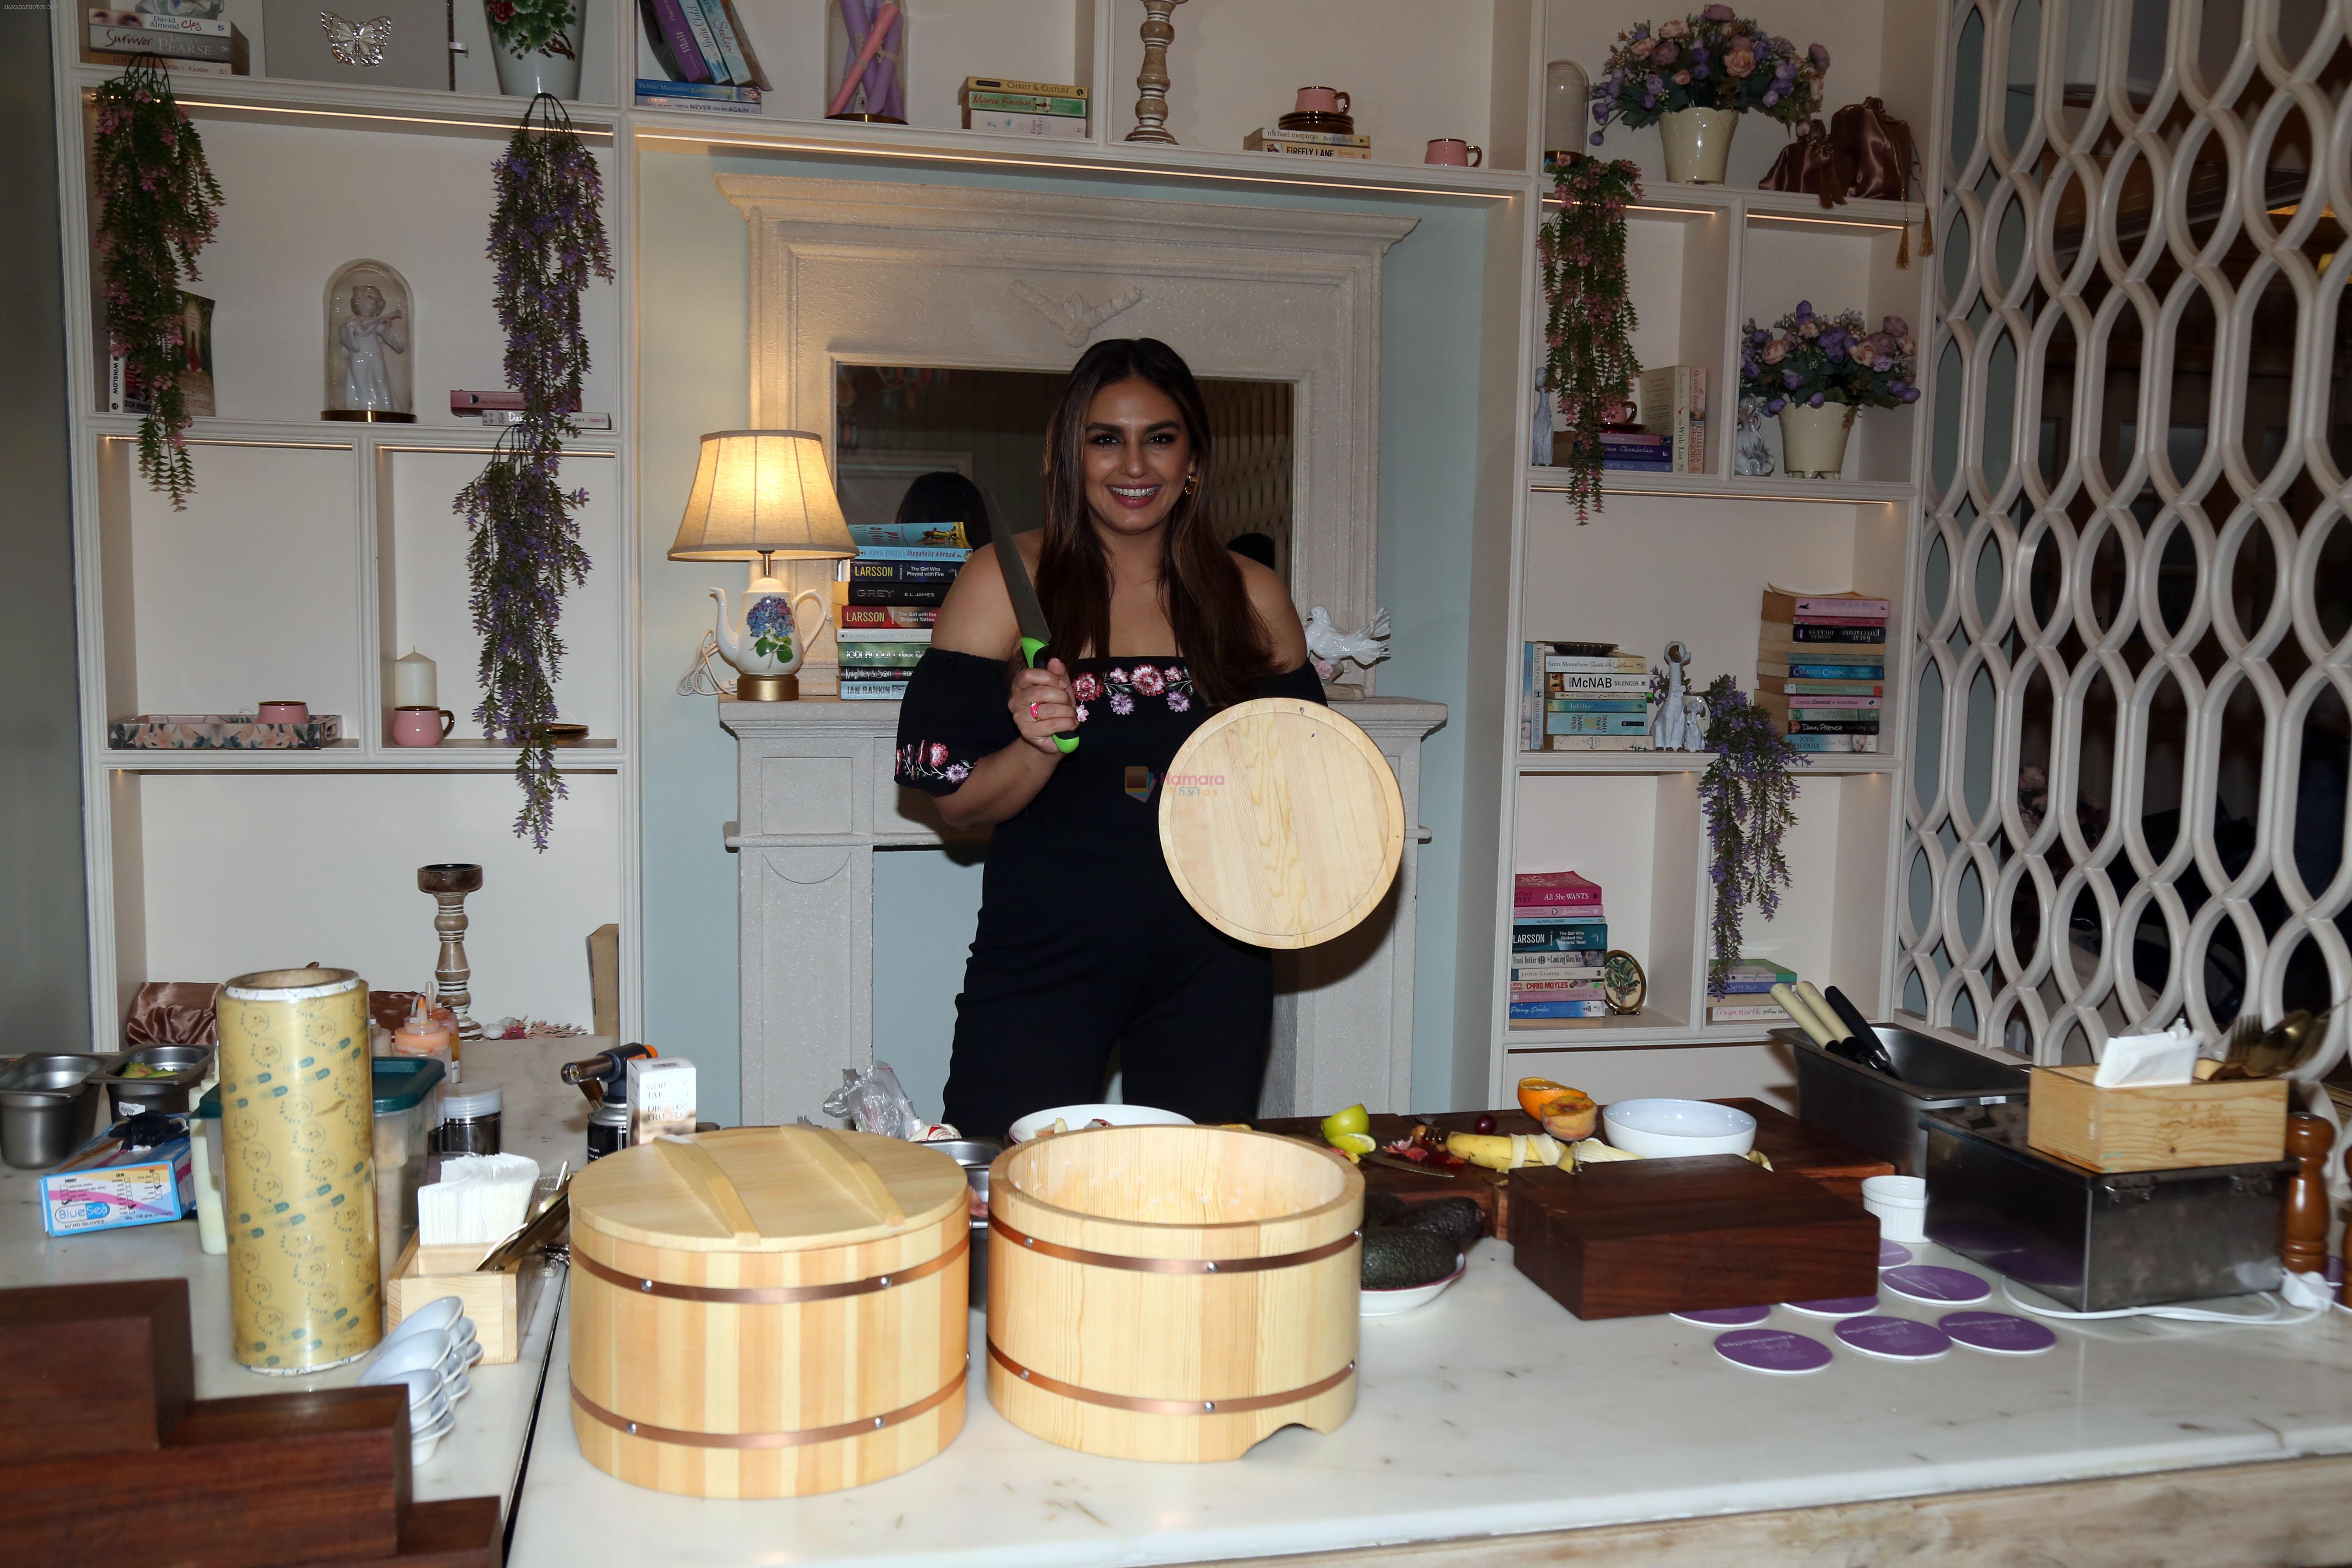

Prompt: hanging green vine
xmin=1536 ymin=157 xmax=1642 ymax=524
xmin=455 ymin=94 xmax=612 ymax=849
xmin=93 ymin=58 xmax=223 ymax=509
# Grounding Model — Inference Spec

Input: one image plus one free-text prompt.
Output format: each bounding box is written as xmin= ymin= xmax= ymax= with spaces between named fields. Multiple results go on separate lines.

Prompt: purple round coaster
xmin=1714 ymin=1327 xmax=1834 ymax=1375
xmin=1672 ymin=1304 xmax=1772 ymax=1326
xmin=1940 ymin=1311 xmax=2058 ymax=1355
xmin=1782 ymin=1294 xmax=1881 ymax=1317
xmin=1881 ymin=1264 xmax=1991 ymax=1304
xmin=1879 ymin=1239 xmax=1915 ymax=1268
xmin=1834 ymin=1314 xmax=1952 ymax=1360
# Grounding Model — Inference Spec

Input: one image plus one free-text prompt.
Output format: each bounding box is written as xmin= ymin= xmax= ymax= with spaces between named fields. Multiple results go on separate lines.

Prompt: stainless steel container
xmin=1773 ymin=1024 xmax=2031 ymax=1175
xmin=928 ymin=1138 xmax=1001 ymax=1308
xmin=100 ymin=1042 xmax=215 ymax=1118
xmin=0 ymin=1054 xmax=110 ymax=1169
xmin=1923 ymin=1102 xmax=2292 ymax=1312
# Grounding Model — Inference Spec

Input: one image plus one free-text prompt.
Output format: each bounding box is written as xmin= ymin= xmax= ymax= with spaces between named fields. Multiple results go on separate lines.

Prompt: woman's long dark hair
xmin=1036 ymin=338 xmax=1269 ymax=708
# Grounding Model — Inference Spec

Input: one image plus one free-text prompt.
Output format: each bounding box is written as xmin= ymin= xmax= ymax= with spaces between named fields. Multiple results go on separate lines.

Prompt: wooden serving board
xmin=1252 ymin=1101 xmax=1892 ymax=1241
xmin=1508 ymin=1155 xmax=1879 ymax=1320
xmin=1159 ymin=698 xmax=1405 ymax=949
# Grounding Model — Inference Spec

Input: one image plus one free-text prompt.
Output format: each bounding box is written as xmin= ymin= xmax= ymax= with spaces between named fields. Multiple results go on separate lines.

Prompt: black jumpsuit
xmin=893 ymin=650 xmax=1326 ymax=1139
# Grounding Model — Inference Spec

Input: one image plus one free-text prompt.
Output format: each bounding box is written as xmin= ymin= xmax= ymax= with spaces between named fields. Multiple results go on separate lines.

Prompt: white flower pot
xmin=491 ymin=36 xmax=581 ymax=99
xmin=1657 ymin=106 xmax=1738 ymax=184
xmin=1778 ymin=401 xmax=1859 ymax=478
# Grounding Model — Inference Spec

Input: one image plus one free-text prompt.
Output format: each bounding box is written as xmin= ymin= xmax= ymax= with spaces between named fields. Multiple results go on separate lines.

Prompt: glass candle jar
xmin=827 ymin=0 xmax=910 ymax=123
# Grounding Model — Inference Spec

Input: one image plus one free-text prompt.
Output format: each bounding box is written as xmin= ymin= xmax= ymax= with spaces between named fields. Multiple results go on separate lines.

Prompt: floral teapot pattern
xmin=709 ymin=579 xmax=830 ymax=681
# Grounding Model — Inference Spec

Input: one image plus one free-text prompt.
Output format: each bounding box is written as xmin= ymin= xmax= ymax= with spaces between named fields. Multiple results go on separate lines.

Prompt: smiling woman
xmin=888 ymin=338 xmax=1320 ymax=1140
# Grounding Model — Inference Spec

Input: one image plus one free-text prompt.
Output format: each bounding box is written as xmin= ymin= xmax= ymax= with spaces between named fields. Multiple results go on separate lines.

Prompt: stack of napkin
xmin=417 ymin=1153 xmax=542 ymax=1249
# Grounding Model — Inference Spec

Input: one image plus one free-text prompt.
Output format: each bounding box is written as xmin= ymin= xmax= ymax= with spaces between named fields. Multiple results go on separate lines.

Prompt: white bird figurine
xmin=1304 ymin=606 xmax=1391 ymax=681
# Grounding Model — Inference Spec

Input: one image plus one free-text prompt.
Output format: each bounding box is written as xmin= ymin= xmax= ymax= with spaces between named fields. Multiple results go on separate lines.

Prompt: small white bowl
xmin=368 ymin=1334 xmax=454 ymax=1383
xmin=1006 ymin=1103 xmax=1194 ymax=1143
xmin=1601 ymin=1099 xmax=1758 ymax=1158
xmin=1360 ymin=1256 xmax=1467 ymax=1317
xmin=360 ymin=1366 xmax=453 ymax=1427
xmin=383 ymin=1296 xmax=464 ymax=1344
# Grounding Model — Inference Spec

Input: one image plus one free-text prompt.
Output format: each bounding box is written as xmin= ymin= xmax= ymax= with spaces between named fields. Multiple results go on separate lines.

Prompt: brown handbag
xmin=1759 ymin=118 xmax=1853 ymax=207
xmin=1832 ymin=97 xmax=1933 ymax=263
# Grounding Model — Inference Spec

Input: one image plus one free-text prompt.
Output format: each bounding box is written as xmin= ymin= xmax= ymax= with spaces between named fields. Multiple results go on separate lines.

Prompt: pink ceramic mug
xmin=1425 ymin=138 xmax=1483 ymax=167
xmin=256 ymin=701 xmax=308 ymax=724
xmin=392 ymin=706 xmax=455 ymax=747
xmin=1294 ymin=86 xmax=1350 ymax=116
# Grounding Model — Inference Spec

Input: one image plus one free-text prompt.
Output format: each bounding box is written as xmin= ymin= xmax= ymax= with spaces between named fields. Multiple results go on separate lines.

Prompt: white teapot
xmin=710 ymin=575 xmax=828 ymax=699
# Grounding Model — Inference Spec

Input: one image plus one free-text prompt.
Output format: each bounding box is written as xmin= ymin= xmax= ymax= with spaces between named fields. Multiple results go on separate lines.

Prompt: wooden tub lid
xmin=1158 ymin=698 xmax=1406 ymax=949
xmin=570 ymin=1126 xmax=968 ymax=1253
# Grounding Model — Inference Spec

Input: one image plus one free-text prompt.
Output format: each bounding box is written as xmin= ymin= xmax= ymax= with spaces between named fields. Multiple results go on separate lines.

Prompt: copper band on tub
xmin=987 ymin=1215 xmax=1360 ymax=1274
xmin=571 ymin=1363 xmax=965 ymax=1449
xmin=987 ymin=1340 xmax=1356 ymax=1416
xmin=573 ymin=1228 xmax=967 ymax=1304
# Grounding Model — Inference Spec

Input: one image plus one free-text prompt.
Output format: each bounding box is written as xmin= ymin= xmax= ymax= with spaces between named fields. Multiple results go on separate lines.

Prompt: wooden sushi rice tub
xmin=987 ymin=1124 xmax=1364 ymax=1462
xmin=568 ymin=1127 xmax=970 ymax=1498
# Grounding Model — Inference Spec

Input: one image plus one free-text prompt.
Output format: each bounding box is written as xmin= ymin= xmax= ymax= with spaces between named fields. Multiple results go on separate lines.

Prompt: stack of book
xmin=1756 ymin=586 xmax=1887 ymax=753
xmin=87 ymin=9 xmax=248 ymax=74
xmin=833 ymin=521 xmax=969 ymax=700
xmin=963 ymin=80 xmax=1089 ymax=138
xmin=1520 ymin=641 xmax=1652 ymax=752
xmin=636 ymin=0 xmax=770 ymax=111
xmin=1243 ymin=128 xmax=1372 ymax=159
xmin=1597 ymin=429 xmax=1673 ymax=473
xmin=1637 ymin=365 xmax=1708 ymax=475
xmin=1510 ymin=873 xmax=1611 ymax=1025
xmin=1706 ymin=959 xmax=1796 ymax=1025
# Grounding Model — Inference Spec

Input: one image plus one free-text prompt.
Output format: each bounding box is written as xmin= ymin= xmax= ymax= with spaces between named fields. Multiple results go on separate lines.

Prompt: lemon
xmin=1320 ymin=1103 xmax=1371 ymax=1142
xmin=1329 ymin=1131 xmax=1376 ymax=1156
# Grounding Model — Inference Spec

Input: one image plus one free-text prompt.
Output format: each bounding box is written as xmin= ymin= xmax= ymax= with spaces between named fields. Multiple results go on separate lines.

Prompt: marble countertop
xmin=506 ymin=1233 xmax=2352 ymax=1567
xmin=0 ymin=1036 xmax=591 ymax=1510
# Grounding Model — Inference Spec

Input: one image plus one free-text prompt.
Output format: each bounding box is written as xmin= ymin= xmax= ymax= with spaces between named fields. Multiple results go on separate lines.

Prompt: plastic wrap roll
xmin=216 ymin=968 xmax=381 ymax=1373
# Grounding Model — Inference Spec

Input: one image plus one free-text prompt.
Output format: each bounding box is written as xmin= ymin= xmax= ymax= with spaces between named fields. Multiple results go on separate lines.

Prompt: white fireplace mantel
xmin=722 ymin=697 xmax=1446 ymax=1127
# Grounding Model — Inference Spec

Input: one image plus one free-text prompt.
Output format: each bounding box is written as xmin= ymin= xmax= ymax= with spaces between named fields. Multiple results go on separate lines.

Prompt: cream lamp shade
xmin=668 ymin=430 xmax=856 ymax=567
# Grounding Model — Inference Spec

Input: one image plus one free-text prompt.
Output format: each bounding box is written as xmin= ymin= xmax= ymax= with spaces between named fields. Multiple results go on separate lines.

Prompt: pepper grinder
xmin=417 ymin=862 xmax=484 ymax=1041
xmin=2283 ymin=1112 xmax=2331 ymax=1277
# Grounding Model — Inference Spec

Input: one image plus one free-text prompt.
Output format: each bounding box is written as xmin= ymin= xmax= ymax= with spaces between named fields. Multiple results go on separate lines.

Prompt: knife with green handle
xmin=993 ymin=527 xmax=1079 ymax=755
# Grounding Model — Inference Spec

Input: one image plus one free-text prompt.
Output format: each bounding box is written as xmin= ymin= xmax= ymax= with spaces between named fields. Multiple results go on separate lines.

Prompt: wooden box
xmin=0 ymin=1277 xmax=193 ymax=1460
xmin=2026 ymin=1065 xmax=2288 ymax=1173
xmin=386 ymin=1235 xmax=545 ymax=1366
xmin=1508 ymin=1156 xmax=1878 ymax=1320
xmin=569 ymin=1127 xmax=970 ymax=1499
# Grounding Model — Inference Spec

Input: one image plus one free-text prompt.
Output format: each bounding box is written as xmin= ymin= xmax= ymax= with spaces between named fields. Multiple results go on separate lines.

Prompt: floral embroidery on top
xmin=1079 ymin=661 xmax=1193 ymax=720
xmin=894 ymin=738 xmax=971 ymax=789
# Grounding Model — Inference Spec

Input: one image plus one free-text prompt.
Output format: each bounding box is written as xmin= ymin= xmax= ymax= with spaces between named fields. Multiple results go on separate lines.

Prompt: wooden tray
xmin=1508 ymin=1155 xmax=1878 ymax=1320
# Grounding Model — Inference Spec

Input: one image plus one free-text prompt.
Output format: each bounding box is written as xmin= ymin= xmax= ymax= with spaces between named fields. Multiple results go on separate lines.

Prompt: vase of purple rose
xmin=1593 ymin=8 xmax=1828 ymax=185
xmin=1739 ymin=301 xmax=1920 ymax=478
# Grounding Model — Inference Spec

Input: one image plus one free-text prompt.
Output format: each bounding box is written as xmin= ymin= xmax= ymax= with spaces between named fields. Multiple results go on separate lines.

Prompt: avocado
xmin=1390 ymin=1196 xmax=1482 ymax=1254
xmin=1361 ymin=1226 xmax=1459 ymax=1290
xmin=1363 ymin=1191 xmax=1406 ymax=1228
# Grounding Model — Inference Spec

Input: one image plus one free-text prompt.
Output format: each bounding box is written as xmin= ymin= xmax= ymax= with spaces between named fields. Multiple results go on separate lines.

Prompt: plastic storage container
xmin=196 ymin=1055 xmax=446 ymax=1283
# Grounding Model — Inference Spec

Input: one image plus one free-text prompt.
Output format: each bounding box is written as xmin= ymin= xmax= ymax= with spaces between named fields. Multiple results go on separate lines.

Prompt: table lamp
xmin=670 ymin=430 xmax=856 ymax=700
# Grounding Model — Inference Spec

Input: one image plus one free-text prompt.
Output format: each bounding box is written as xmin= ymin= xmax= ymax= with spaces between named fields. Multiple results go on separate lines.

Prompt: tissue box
xmin=386 ymin=1234 xmax=545 ymax=1364
xmin=40 ymin=1130 xmax=194 ymax=1236
xmin=2026 ymin=1064 xmax=2286 ymax=1173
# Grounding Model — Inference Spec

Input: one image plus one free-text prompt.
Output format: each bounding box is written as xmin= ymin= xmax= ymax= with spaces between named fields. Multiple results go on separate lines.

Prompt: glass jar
xmin=1544 ymin=59 xmax=1591 ymax=175
xmin=826 ymin=0 xmax=910 ymax=123
xmin=437 ymin=1086 xmax=503 ymax=1155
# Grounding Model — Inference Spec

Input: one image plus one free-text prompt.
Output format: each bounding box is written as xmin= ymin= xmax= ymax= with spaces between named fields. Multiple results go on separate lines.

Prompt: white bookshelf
xmin=52 ymin=0 xmax=1940 ymax=1106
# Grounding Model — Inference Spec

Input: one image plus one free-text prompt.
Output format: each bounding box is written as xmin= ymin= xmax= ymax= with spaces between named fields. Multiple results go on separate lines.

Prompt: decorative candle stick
xmin=2284 ymin=1112 xmax=2331 ymax=1277
xmin=418 ymin=863 xmax=485 ymax=1041
xmin=1125 ymin=0 xmax=1188 ymax=144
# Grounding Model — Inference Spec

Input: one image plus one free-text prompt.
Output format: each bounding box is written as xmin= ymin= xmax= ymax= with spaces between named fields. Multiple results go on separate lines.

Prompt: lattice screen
xmin=1905 ymin=0 xmax=2351 ymax=1071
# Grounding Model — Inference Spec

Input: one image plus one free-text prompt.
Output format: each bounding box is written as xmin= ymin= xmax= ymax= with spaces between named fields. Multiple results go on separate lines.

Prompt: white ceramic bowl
xmin=383 ymin=1295 xmax=464 ymax=1343
xmin=360 ymin=1365 xmax=453 ymax=1426
xmin=1006 ymin=1103 xmax=1194 ymax=1143
xmin=1360 ymin=1255 xmax=1467 ymax=1317
xmin=1601 ymin=1099 xmax=1757 ymax=1158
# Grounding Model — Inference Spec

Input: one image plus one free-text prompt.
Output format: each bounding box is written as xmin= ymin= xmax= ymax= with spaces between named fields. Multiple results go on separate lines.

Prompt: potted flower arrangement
xmin=1739 ymin=302 xmax=1919 ymax=478
xmin=485 ymin=0 xmax=582 ymax=99
xmin=1590 ymin=7 xmax=1828 ymax=185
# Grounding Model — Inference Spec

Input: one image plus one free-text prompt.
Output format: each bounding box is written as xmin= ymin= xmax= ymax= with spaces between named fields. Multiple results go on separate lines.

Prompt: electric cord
xmin=677 ymin=631 xmax=737 ymax=698
xmin=2000 ymin=1276 xmax=2330 ymax=1328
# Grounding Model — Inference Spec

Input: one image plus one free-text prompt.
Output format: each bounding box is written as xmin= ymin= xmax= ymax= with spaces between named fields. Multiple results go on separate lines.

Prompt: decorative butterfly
xmin=318 ymin=11 xmax=393 ymax=68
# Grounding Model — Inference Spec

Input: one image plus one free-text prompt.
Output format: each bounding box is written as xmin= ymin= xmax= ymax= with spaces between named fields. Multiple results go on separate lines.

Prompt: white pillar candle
xmin=393 ymin=649 xmax=437 ymax=708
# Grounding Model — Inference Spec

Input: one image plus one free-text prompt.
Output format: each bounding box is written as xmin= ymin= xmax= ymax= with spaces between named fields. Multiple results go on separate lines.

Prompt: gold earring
xmin=1184 ymin=472 xmax=1201 ymax=496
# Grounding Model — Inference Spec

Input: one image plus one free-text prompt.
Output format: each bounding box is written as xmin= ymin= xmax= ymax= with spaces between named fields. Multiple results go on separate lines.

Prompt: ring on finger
xmin=1029 ymin=701 xmax=1041 ymax=720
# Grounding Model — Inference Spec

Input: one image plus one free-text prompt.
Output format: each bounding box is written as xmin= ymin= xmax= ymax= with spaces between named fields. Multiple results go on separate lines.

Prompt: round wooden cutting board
xmin=1158 ymin=698 xmax=1406 ymax=949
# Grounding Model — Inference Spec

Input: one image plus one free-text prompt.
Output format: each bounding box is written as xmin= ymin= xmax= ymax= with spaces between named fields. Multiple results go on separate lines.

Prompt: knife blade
xmin=992 ymin=528 xmax=1079 ymax=755
xmin=1363 ymin=1150 xmax=1458 ymax=1179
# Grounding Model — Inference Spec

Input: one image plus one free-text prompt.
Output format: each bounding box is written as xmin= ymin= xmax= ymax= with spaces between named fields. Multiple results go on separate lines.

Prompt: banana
xmin=1443 ymin=1130 xmax=1565 ymax=1171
